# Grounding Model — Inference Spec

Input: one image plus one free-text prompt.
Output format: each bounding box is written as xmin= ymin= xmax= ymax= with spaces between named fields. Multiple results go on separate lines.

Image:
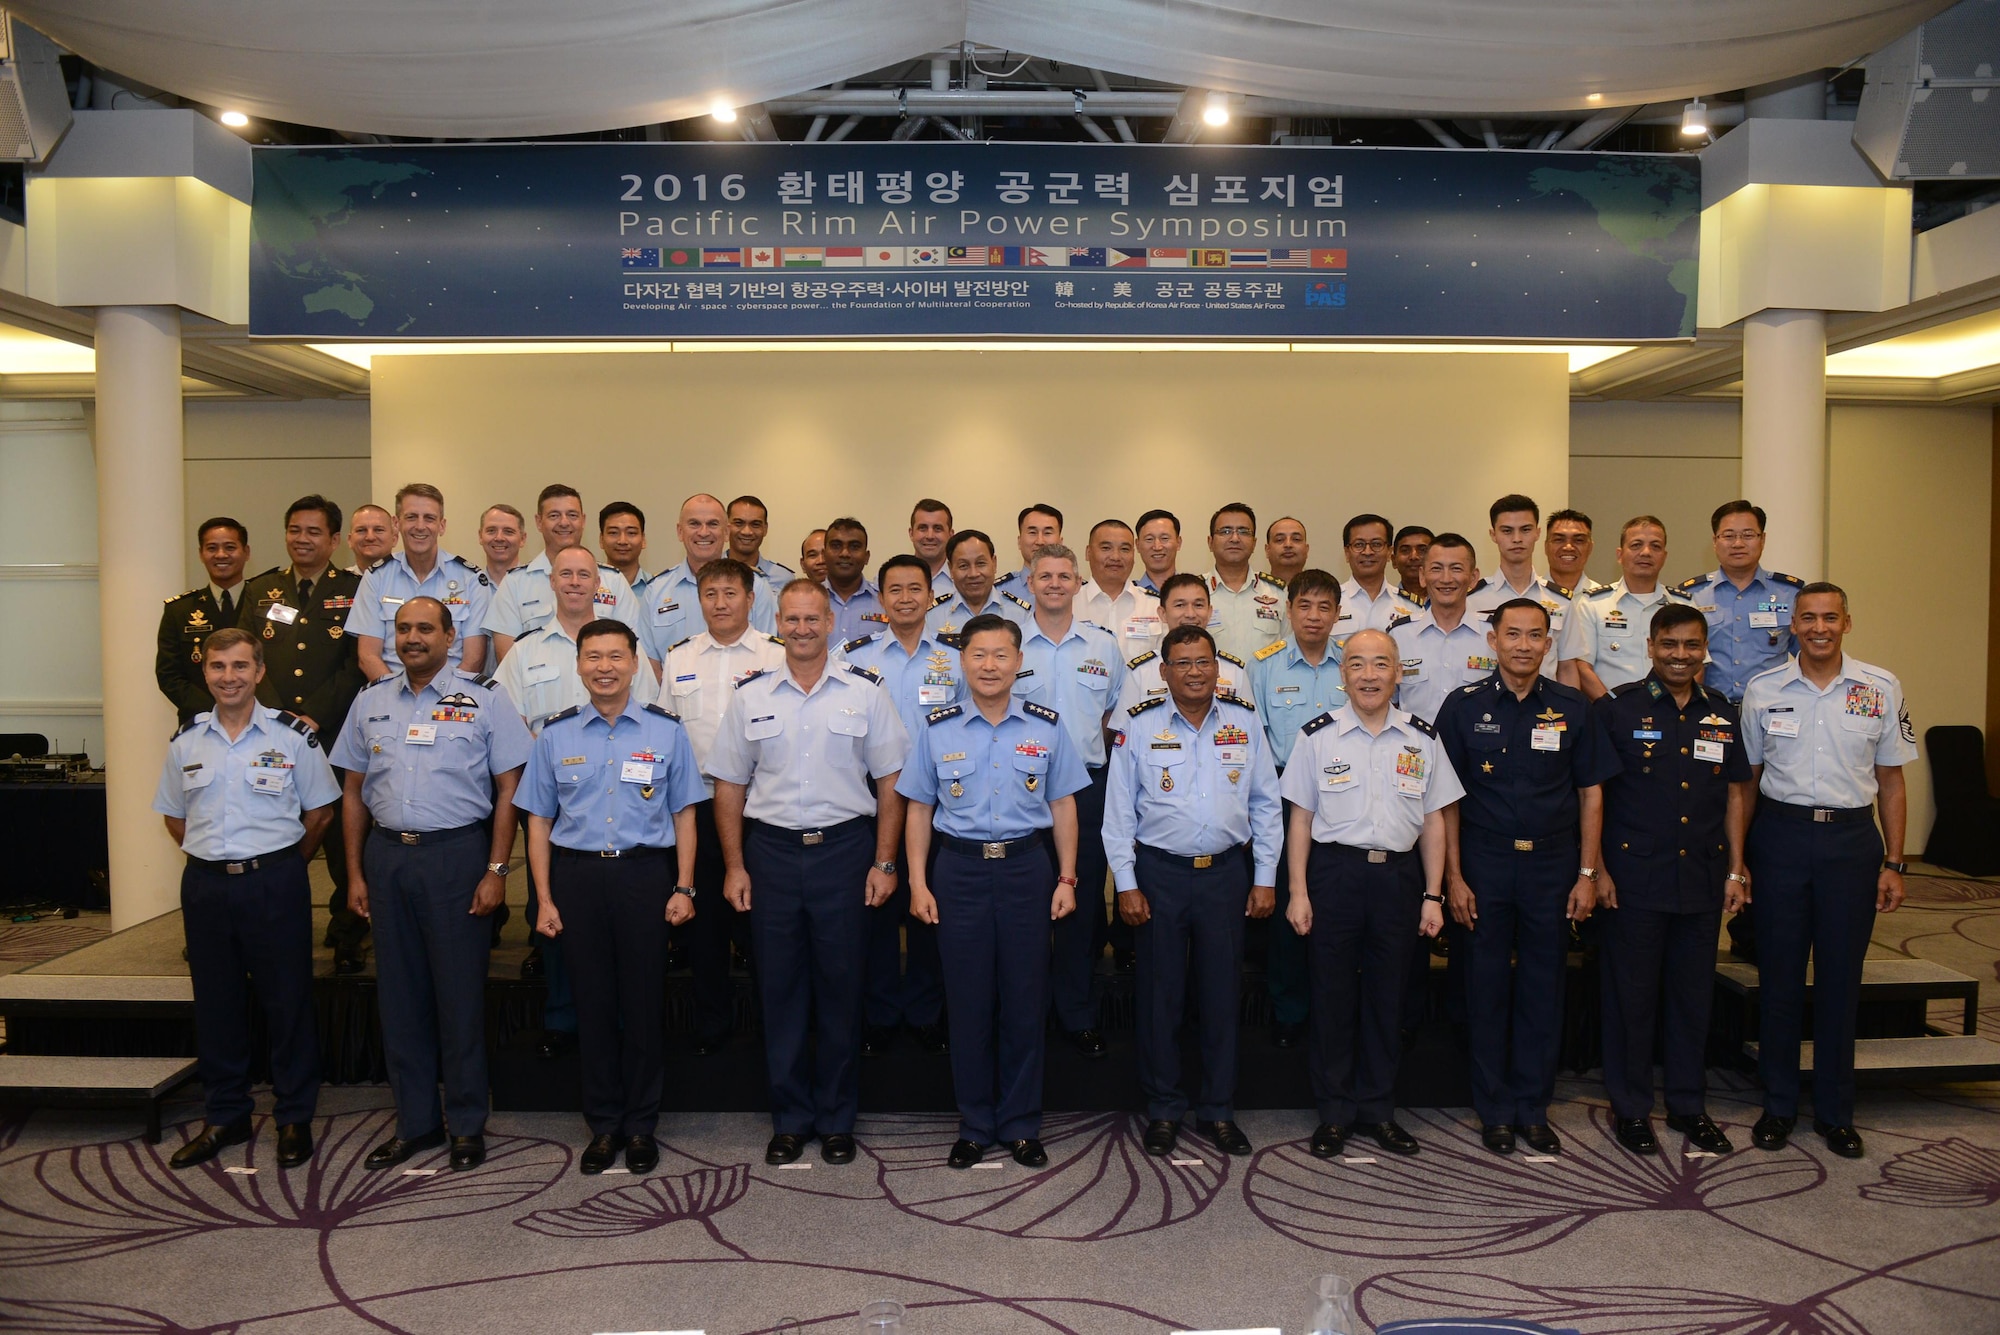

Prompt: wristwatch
xmin=671 ymin=885 xmax=696 ymax=898
xmin=873 ymin=860 xmax=898 ymax=875
xmin=1725 ymin=872 xmax=1749 ymax=886
xmin=1056 ymin=875 xmax=1079 ymax=887
xmin=487 ymin=862 xmax=510 ymax=876
xmin=1577 ymin=867 xmax=1599 ymax=882
xmin=1883 ymin=860 xmax=1908 ymax=874
xmin=1421 ymin=892 xmax=1445 ymax=904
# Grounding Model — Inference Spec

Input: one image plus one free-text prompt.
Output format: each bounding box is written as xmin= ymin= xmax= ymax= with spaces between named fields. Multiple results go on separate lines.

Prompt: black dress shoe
xmin=519 ymin=948 xmax=544 ymax=980
xmin=334 ymin=947 xmax=365 ymax=976
xmin=1362 ymin=1120 xmax=1421 ymax=1156
xmin=580 ymin=1134 xmax=620 ymax=1173
xmin=820 ymin=1132 xmax=857 ymax=1164
xmin=860 ymin=1026 xmax=893 ymax=1059
xmin=947 ymin=1138 xmax=986 ymax=1169
xmin=1309 ymin=1123 xmax=1348 ymax=1159
xmin=449 ymin=1135 xmax=485 ymax=1171
xmin=1142 ymin=1119 xmax=1179 ymax=1157
xmin=1752 ymin=1113 xmax=1796 ymax=1151
xmin=625 ymin=1135 xmax=659 ymax=1173
xmin=536 ymin=1029 xmax=576 ymax=1060
xmin=1814 ymin=1120 xmax=1865 ymax=1159
xmin=1271 ymin=1020 xmax=1305 ymax=1049
xmin=168 ymin=1118 xmax=253 ymax=1169
xmin=365 ymin=1127 xmax=447 ymax=1169
xmin=1666 ymin=1112 xmax=1734 ymax=1154
xmin=916 ymin=1022 xmax=951 ymax=1055
xmin=1613 ymin=1117 xmax=1659 ymax=1155
xmin=1480 ymin=1124 xmax=1516 ymax=1155
xmin=276 ymin=1122 xmax=314 ymax=1168
xmin=1195 ymin=1120 xmax=1253 ymax=1156
xmin=1516 ymin=1123 xmax=1562 ymax=1155
xmin=1065 ymin=1028 xmax=1108 ymax=1059
xmin=1009 ymin=1138 xmax=1048 ymax=1167
xmin=765 ymin=1133 xmax=809 ymax=1165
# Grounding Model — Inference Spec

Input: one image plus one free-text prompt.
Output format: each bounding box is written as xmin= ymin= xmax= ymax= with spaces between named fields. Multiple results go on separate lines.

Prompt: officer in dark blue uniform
xmin=1436 ymin=597 xmax=1619 ymax=1156
xmin=331 ymin=596 xmax=533 ymax=1172
xmin=517 ymin=619 xmax=708 ymax=1175
xmin=899 ymin=613 xmax=1088 ymax=1169
xmin=1590 ymin=603 xmax=1750 ymax=1157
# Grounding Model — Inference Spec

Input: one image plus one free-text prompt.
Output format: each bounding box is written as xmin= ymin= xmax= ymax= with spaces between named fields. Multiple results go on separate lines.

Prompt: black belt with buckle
xmin=553 ymin=845 xmax=670 ymax=860
xmin=756 ymin=816 xmax=871 ymax=847
xmin=1136 ymin=842 xmax=1244 ymax=870
xmin=1328 ymin=842 xmax=1412 ymax=865
xmin=373 ymin=821 xmax=484 ymax=847
xmin=1467 ymin=826 xmax=1577 ymax=854
xmin=187 ymin=846 xmax=298 ymax=875
xmin=1764 ymin=802 xmax=1874 ymax=825
xmin=939 ymin=833 xmax=1047 ymax=860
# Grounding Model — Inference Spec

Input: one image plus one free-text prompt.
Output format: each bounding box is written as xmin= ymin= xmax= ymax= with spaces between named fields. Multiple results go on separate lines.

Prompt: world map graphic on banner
xmin=248 ymin=144 xmax=1700 ymax=341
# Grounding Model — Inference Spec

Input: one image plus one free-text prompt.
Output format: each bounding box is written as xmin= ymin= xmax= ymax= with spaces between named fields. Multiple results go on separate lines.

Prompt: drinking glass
xmin=1304 ymin=1273 xmax=1357 ymax=1335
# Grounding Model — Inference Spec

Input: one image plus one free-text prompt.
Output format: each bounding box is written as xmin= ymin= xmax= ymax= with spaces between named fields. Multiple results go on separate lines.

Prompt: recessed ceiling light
xmin=1585 ymin=93 xmax=1604 ymax=104
xmin=711 ymin=101 xmax=737 ymax=123
xmin=219 ymin=110 xmax=249 ymax=128
xmin=1202 ymin=90 xmax=1230 ymax=126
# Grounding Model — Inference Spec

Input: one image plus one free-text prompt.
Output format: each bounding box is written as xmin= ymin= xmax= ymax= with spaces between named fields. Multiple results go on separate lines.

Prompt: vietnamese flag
xmin=1309 ymin=249 xmax=1349 ymax=269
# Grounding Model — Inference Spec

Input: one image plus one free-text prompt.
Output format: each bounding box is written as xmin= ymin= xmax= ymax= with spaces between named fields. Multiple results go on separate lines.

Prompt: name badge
xmin=1694 ymin=738 xmax=1726 ymax=762
xmin=1215 ymin=745 xmax=1248 ymax=767
xmin=265 ymin=603 xmax=300 ymax=625
xmin=249 ymin=770 xmax=288 ymax=795
xmin=1395 ymin=771 xmax=1425 ymax=797
xmin=1633 ymin=729 xmax=1662 ymax=741
xmin=621 ymin=760 xmax=655 ymax=785
xmin=1767 ymin=714 xmax=1801 ymax=738
xmin=406 ymin=724 xmax=437 ymax=745
xmin=1748 ymin=611 xmax=1779 ymax=629
xmin=381 ymin=596 xmax=404 ymax=611
xmin=1123 ymin=617 xmax=1158 ymax=640
xmin=1531 ymin=726 xmax=1562 ymax=752
xmin=918 ymin=683 xmax=953 ymax=706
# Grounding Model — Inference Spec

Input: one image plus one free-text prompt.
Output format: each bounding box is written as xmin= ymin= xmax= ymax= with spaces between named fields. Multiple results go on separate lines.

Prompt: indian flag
xmin=782 ymin=247 xmax=823 ymax=268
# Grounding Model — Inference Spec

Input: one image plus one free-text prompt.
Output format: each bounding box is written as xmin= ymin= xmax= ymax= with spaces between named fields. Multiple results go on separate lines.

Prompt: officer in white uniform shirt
xmin=1334 ymin=513 xmax=1424 ymax=652
xmin=485 ymin=486 xmax=643 ymax=662
xmin=1544 ymin=509 xmax=1604 ymax=598
xmin=1119 ymin=572 xmax=1253 ymax=715
xmin=1391 ymin=534 xmax=1494 ymax=724
xmin=643 ymin=494 xmax=779 ymax=662
xmin=1560 ymin=515 xmax=1695 ymax=700
xmin=1464 ymin=494 xmax=1575 ymax=679
xmin=1077 ymin=518 xmax=1163 ymax=661
xmin=493 ymin=548 xmax=658 ymax=731
xmin=1204 ymin=502 xmax=1289 ymax=661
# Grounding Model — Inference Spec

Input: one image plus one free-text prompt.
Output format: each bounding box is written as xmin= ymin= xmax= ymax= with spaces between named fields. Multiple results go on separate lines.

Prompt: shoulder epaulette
xmin=666 ymin=636 xmax=693 ymax=654
xmin=929 ymin=591 xmax=953 ymax=609
xmin=1461 ymin=681 xmax=1487 ymax=694
xmin=734 ymin=668 xmax=769 ymax=689
xmin=842 ymin=633 xmax=879 ymax=653
xmin=1023 ymin=700 xmax=1059 ymax=724
xmin=1256 ymin=571 xmax=1288 ymax=590
xmin=545 ymin=705 xmax=583 ymax=724
xmin=1675 ymin=574 xmax=1707 ymax=592
xmin=1386 ymin=612 xmax=1415 ymax=631
xmin=508 ymin=563 xmax=531 ymax=574
xmin=1467 ymin=577 xmax=1490 ymax=595
xmin=367 ymin=556 xmax=389 ymax=572
xmin=455 ymin=669 xmax=495 ymax=688
xmin=1254 ymin=639 xmax=1287 ymax=661
xmin=1610 ymin=679 xmax=1650 ymax=699
xmin=1126 ymin=696 xmax=1167 ymax=718
xmin=765 ymin=634 xmax=785 ymax=646
xmin=1218 ymin=691 xmax=1256 ymax=712
xmin=167 ymin=586 xmax=204 ymax=604
xmin=274 ymin=710 xmax=322 ymax=748
xmin=172 ymin=717 xmax=203 ymax=738
xmin=1001 ymin=590 xmax=1032 ymax=610
xmin=642 ymin=702 xmax=682 ymax=721
xmin=1549 ymin=583 xmax=1575 ymax=600
xmin=1219 ymin=650 xmax=1245 ymax=668
xmin=1773 ymin=571 xmax=1804 ymax=588
xmin=447 ymin=551 xmax=475 ymax=568
xmin=597 ymin=563 xmax=617 ymax=574
xmin=1300 ymin=711 xmax=1335 ymax=736
xmin=926 ymin=704 xmax=963 ymax=725
xmin=1665 ymin=586 xmax=1696 ymax=603
xmin=1127 ymin=649 xmax=1157 ymax=669
xmin=843 ymin=662 xmax=882 ymax=684
xmin=1585 ymin=584 xmax=1619 ymax=599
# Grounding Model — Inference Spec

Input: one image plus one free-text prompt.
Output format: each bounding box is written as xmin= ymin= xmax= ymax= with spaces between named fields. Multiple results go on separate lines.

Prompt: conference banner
xmin=249 ymin=143 xmax=1700 ymax=341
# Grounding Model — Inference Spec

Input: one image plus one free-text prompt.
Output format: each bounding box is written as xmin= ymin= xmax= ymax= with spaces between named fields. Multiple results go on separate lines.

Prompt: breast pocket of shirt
xmin=1839 ymin=709 xmax=1886 ymax=751
xmin=1073 ymin=663 xmax=1111 ymax=707
xmin=1012 ymin=750 xmax=1050 ymax=792
xmin=669 ymin=680 xmax=702 ymax=720
xmin=825 ymin=709 xmax=870 ymax=768
xmin=1315 ymin=765 xmax=1363 ymax=811
xmin=936 ymin=758 xmax=976 ymax=809
xmin=554 ymin=765 xmax=587 ymax=792
xmin=180 ymin=764 xmax=216 ymax=798
xmin=1151 ymin=746 xmax=1186 ymax=790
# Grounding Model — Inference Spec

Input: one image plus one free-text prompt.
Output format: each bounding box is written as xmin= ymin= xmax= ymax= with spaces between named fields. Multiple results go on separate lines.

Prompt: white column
xmin=1740 ymin=308 xmax=1827 ymax=580
xmin=94 ymin=305 xmax=186 ymax=930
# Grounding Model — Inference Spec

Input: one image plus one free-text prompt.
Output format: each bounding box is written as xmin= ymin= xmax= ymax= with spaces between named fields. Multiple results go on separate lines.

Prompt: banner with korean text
xmin=250 ymin=143 xmax=1699 ymax=340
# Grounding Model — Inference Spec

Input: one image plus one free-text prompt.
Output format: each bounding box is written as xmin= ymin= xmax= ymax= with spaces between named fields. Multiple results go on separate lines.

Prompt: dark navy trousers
xmin=1050 ymin=763 xmax=1109 ymax=1033
xmin=1596 ymin=900 xmax=1722 ymax=1119
xmin=180 ymin=852 xmax=320 ymax=1127
xmin=1748 ymin=810 xmax=1882 ymax=1127
xmin=1305 ymin=843 xmax=1423 ymax=1126
xmin=1133 ymin=843 xmax=1248 ymax=1123
xmin=1264 ymin=813 xmax=1310 ymax=1027
xmin=863 ymin=865 xmax=944 ymax=1029
xmin=551 ymin=847 xmax=671 ymax=1138
xmin=688 ymin=799 xmax=754 ymax=1045
xmin=363 ymin=825 xmax=494 ymax=1139
xmin=525 ymin=873 xmax=576 ymax=1034
xmin=1458 ymin=829 xmax=1577 ymax=1128
xmin=933 ymin=839 xmax=1055 ymax=1143
xmin=746 ymin=818 xmax=873 ymax=1137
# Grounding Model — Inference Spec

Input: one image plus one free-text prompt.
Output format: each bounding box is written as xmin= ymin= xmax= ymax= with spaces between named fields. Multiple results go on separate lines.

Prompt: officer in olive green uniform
xmin=157 ymin=518 xmax=253 ymax=727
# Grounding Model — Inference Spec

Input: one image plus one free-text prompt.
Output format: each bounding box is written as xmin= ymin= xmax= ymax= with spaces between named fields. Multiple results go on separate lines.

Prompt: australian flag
xmin=621 ymin=247 xmax=661 ymax=270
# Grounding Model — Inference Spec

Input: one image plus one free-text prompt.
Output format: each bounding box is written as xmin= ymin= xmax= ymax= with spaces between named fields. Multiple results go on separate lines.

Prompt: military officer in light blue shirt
xmin=821 ymin=517 xmax=889 ymax=643
xmin=907 ymin=498 xmax=958 ymax=597
xmin=1334 ymin=514 xmax=1425 ymax=655
xmin=725 ymin=494 xmax=796 ymax=589
xmin=994 ymin=503 xmax=1065 ymax=597
xmin=153 ymin=627 xmax=341 ymax=1171
xmin=517 ymin=619 xmax=707 ymax=1175
xmin=899 ymin=613 xmax=1088 ymax=1169
xmin=1560 ymin=515 xmax=1696 ymax=700
xmin=642 ymin=494 xmax=778 ymax=661
xmin=332 ymin=595 xmax=532 ymax=1174
xmin=1465 ymin=495 xmax=1577 ymax=680
xmin=483 ymin=486 xmax=643 ymax=661
xmin=494 ymin=548 xmax=659 ymax=731
xmin=347 ymin=483 xmax=492 ymax=679
xmin=926 ymin=530 xmax=1033 ymax=642
xmin=1389 ymin=535 xmax=1493 ymax=724
xmin=1105 ymin=624 xmax=1281 ymax=1160
xmin=1676 ymin=499 xmax=1803 ymax=703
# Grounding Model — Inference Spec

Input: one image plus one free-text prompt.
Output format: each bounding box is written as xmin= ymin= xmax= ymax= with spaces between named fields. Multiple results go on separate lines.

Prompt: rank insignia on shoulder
xmin=1217 ymin=691 xmax=1256 ymax=712
xmin=1386 ymin=613 xmax=1414 ymax=631
xmin=926 ymin=705 xmax=963 ymax=725
xmin=733 ymin=669 xmax=769 ymax=689
xmin=456 ymin=670 xmax=495 ymax=688
xmin=1300 ymin=712 xmax=1335 ymax=735
xmin=1548 ymin=583 xmax=1574 ymax=600
xmin=172 ymin=717 xmax=203 ymax=739
xmin=274 ymin=710 xmax=321 ymax=747
xmin=842 ymin=634 xmax=878 ymax=653
xmin=1256 ymin=571 xmax=1288 ymax=589
xmin=1218 ymin=650 xmax=1246 ymax=668
xmin=1676 ymin=575 xmax=1706 ymax=592
xmin=843 ymin=663 xmax=882 ymax=684
xmin=1127 ymin=649 xmax=1157 ymax=668
xmin=642 ymin=702 xmax=682 ymax=721
xmin=929 ymin=592 xmax=953 ymax=609
xmin=1023 ymin=700 xmax=1059 ymax=724
xmin=767 ymin=634 xmax=786 ymax=645
xmin=1773 ymin=571 xmax=1804 ymax=587
xmin=1404 ymin=713 xmax=1438 ymax=737
xmin=545 ymin=705 xmax=583 ymax=724
xmin=1127 ymin=696 xmax=1166 ymax=718
xmin=1254 ymin=640 xmax=1287 ymax=660
xmin=666 ymin=636 xmax=693 ymax=653
xmin=1002 ymin=590 xmax=1032 ymax=610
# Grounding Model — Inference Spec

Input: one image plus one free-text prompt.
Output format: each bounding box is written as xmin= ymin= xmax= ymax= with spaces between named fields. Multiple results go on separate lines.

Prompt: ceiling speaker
xmin=1854 ymin=0 xmax=2000 ymax=179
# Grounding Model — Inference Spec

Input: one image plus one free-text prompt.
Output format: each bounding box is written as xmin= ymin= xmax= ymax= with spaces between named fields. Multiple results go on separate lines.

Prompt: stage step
xmin=1743 ymin=1035 xmax=2000 ymax=1084
xmin=0 ymin=1054 xmax=199 ymax=1142
xmin=1715 ymin=958 xmax=1980 ymax=1034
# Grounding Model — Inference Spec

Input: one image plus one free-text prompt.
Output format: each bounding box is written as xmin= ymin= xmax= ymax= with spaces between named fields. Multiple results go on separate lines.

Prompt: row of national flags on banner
xmin=622 ymin=245 xmax=1349 ymax=271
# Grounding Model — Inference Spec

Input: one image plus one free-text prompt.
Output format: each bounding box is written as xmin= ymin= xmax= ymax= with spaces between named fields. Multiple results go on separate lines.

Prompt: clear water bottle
xmin=1304 ymin=1273 xmax=1357 ymax=1335
xmin=859 ymin=1298 xmax=905 ymax=1334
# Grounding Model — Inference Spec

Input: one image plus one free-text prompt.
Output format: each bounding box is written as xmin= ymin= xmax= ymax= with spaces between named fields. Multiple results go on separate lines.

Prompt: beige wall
xmin=182 ymin=398 xmax=371 ymax=587
xmin=369 ymin=350 xmax=1571 ymax=579
xmin=1570 ymin=400 xmax=1743 ymax=588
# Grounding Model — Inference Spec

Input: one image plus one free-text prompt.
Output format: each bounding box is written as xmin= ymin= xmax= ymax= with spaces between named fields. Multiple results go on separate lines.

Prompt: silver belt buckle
xmin=803 ymin=831 xmax=825 ymax=846
xmin=400 ymin=831 xmax=420 ymax=845
xmin=1367 ymin=850 xmax=1388 ymax=864
xmin=983 ymin=841 xmax=1007 ymax=859
xmin=600 ymin=849 xmax=623 ymax=858
xmin=1812 ymin=809 xmax=1834 ymax=823
xmin=225 ymin=861 xmax=247 ymax=875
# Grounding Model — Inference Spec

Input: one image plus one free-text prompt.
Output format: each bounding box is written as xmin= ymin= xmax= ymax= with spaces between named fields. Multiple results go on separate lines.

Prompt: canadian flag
xmin=747 ymin=247 xmax=779 ymax=268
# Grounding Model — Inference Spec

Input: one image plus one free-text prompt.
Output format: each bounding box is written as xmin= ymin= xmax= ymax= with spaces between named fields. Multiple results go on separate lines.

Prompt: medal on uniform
xmin=330 ymin=626 xmax=343 ymax=638
xmin=263 ymin=623 xmax=275 ymax=639
xmin=640 ymin=785 xmax=655 ymax=799
xmin=1025 ymin=774 xmax=1039 ymax=792
xmin=1227 ymin=769 xmax=1241 ymax=785
xmin=1160 ymin=769 xmax=1173 ymax=792
xmin=949 ymin=779 xmax=964 ymax=798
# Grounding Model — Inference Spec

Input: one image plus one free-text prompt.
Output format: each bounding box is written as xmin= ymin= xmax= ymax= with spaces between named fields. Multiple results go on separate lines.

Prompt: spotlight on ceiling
xmin=1585 ymin=92 xmax=1604 ymax=104
xmin=219 ymin=109 xmax=249 ymax=128
xmin=1202 ymin=90 xmax=1230 ymax=127
xmin=1680 ymin=97 xmax=1709 ymax=137
xmin=710 ymin=101 xmax=738 ymax=124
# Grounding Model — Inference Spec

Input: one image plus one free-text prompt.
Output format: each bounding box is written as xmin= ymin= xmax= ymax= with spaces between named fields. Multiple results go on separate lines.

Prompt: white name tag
xmin=1767 ymin=715 xmax=1801 ymax=738
xmin=621 ymin=760 xmax=655 ymax=785
xmin=249 ymin=770 xmax=288 ymax=795
xmin=918 ymin=683 xmax=952 ymax=706
xmin=405 ymin=724 xmax=437 ymax=746
xmin=1694 ymin=738 xmax=1725 ymax=762
xmin=1215 ymin=745 xmax=1248 ymax=766
xmin=1748 ymin=611 xmax=1779 ymax=628
xmin=1396 ymin=772 xmax=1425 ymax=796
xmin=265 ymin=602 xmax=299 ymax=625
xmin=1123 ymin=617 xmax=1159 ymax=639
xmin=1531 ymin=726 xmax=1562 ymax=752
